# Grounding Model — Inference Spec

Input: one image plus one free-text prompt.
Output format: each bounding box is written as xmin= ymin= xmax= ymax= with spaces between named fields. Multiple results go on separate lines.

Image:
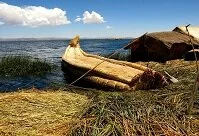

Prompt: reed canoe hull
xmin=61 ymin=36 xmax=168 ymax=91
xmin=61 ymin=60 xmax=132 ymax=91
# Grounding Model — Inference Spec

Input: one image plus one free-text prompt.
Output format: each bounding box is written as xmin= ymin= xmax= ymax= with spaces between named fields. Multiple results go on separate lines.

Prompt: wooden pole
xmin=186 ymin=24 xmax=199 ymax=115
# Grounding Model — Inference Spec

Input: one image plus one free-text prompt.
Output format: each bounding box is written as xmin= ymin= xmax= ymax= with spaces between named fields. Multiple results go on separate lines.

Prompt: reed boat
xmin=61 ymin=36 xmax=168 ymax=91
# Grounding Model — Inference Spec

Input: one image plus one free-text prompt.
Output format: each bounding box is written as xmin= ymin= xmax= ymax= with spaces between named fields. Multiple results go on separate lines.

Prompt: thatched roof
xmin=173 ymin=26 xmax=199 ymax=39
xmin=125 ymin=31 xmax=199 ymax=49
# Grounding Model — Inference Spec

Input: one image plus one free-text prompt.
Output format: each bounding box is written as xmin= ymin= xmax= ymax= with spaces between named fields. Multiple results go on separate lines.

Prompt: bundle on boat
xmin=61 ymin=36 xmax=168 ymax=91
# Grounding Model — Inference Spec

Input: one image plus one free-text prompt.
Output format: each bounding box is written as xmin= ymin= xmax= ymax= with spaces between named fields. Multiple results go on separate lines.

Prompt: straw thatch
xmin=173 ymin=26 xmax=199 ymax=40
xmin=125 ymin=31 xmax=199 ymax=62
xmin=62 ymin=36 xmax=168 ymax=91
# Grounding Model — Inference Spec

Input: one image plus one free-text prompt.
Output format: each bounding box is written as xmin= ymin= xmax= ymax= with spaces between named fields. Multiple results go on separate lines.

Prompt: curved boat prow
xmin=68 ymin=35 xmax=80 ymax=47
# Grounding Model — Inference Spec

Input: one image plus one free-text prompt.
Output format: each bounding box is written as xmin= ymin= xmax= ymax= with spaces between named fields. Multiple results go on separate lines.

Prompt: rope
xmin=70 ymin=37 xmax=141 ymax=85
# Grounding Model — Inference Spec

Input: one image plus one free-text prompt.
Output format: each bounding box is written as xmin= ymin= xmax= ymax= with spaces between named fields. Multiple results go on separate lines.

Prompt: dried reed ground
xmin=0 ymin=60 xmax=199 ymax=135
xmin=0 ymin=89 xmax=90 ymax=135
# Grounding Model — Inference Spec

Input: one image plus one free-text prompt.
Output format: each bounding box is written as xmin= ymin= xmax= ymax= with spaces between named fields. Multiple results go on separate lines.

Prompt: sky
xmin=0 ymin=0 xmax=198 ymax=38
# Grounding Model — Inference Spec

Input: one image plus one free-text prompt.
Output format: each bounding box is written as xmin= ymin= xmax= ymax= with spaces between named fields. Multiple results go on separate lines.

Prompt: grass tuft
xmin=0 ymin=56 xmax=53 ymax=77
xmin=68 ymin=91 xmax=195 ymax=135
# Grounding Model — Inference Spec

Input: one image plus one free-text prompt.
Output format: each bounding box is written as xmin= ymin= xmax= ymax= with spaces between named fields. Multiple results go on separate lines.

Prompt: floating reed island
xmin=62 ymin=36 xmax=169 ymax=91
xmin=0 ymin=60 xmax=199 ymax=135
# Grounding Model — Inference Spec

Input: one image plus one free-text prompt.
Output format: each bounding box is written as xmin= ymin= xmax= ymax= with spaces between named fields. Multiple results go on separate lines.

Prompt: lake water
xmin=0 ymin=39 xmax=131 ymax=91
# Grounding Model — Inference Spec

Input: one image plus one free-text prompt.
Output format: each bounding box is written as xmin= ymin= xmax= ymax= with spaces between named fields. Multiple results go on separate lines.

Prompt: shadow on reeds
xmin=0 ymin=55 xmax=53 ymax=77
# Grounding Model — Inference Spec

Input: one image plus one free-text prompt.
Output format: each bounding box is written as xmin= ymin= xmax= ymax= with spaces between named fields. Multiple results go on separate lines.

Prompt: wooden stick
xmin=164 ymin=71 xmax=179 ymax=83
xmin=186 ymin=24 xmax=199 ymax=115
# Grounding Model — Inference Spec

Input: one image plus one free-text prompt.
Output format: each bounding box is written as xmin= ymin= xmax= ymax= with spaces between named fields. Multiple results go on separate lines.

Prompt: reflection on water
xmin=0 ymin=39 xmax=131 ymax=91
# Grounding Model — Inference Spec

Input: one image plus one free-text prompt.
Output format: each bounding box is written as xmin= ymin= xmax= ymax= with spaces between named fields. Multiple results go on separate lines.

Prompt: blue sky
xmin=0 ymin=0 xmax=198 ymax=38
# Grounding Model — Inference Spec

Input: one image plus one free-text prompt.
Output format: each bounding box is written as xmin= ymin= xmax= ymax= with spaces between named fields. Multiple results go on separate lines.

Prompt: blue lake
xmin=0 ymin=39 xmax=131 ymax=91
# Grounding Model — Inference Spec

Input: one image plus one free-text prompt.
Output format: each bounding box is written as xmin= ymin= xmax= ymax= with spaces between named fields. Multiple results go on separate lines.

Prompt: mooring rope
xmin=70 ymin=36 xmax=145 ymax=85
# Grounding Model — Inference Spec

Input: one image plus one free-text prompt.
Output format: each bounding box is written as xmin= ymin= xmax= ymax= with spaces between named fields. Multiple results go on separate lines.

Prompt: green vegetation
xmin=103 ymin=52 xmax=131 ymax=61
xmin=0 ymin=56 xmax=53 ymax=77
xmin=69 ymin=91 xmax=194 ymax=135
xmin=0 ymin=60 xmax=199 ymax=135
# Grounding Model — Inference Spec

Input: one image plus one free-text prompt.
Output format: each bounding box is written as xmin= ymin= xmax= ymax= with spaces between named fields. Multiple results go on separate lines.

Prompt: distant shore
xmin=0 ymin=37 xmax=133 ymax=42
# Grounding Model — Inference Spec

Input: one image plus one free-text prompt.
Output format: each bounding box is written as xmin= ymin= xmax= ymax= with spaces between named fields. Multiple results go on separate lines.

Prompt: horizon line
xmin=0 ymin=37 xmax=134 ymax=41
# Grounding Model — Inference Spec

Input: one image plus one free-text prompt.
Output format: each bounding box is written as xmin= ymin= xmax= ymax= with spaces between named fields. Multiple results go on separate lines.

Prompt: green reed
xmin=0 ymin=55 xmax=53 ymax=76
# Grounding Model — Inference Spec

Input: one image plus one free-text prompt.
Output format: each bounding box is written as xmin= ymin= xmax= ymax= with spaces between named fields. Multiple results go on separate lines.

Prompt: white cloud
xmin=75 ymin=17 xmax=82 ymax=22
xmin=0 ymin=21 xmax=4 ymax=25
xmin=106 ymin=25 xmax=112 ymax=29
xmin=0 ymin=2 xmax=70 ymax=27
xmin=75 ymin=11 xmax=105 ymax=24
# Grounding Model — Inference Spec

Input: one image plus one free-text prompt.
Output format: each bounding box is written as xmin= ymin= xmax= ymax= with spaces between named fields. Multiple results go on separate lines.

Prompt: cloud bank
xmin=75 ymin=11 xmax=105 ymax=24
xmin=0 ymin=2 xmax=70 ymax=27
